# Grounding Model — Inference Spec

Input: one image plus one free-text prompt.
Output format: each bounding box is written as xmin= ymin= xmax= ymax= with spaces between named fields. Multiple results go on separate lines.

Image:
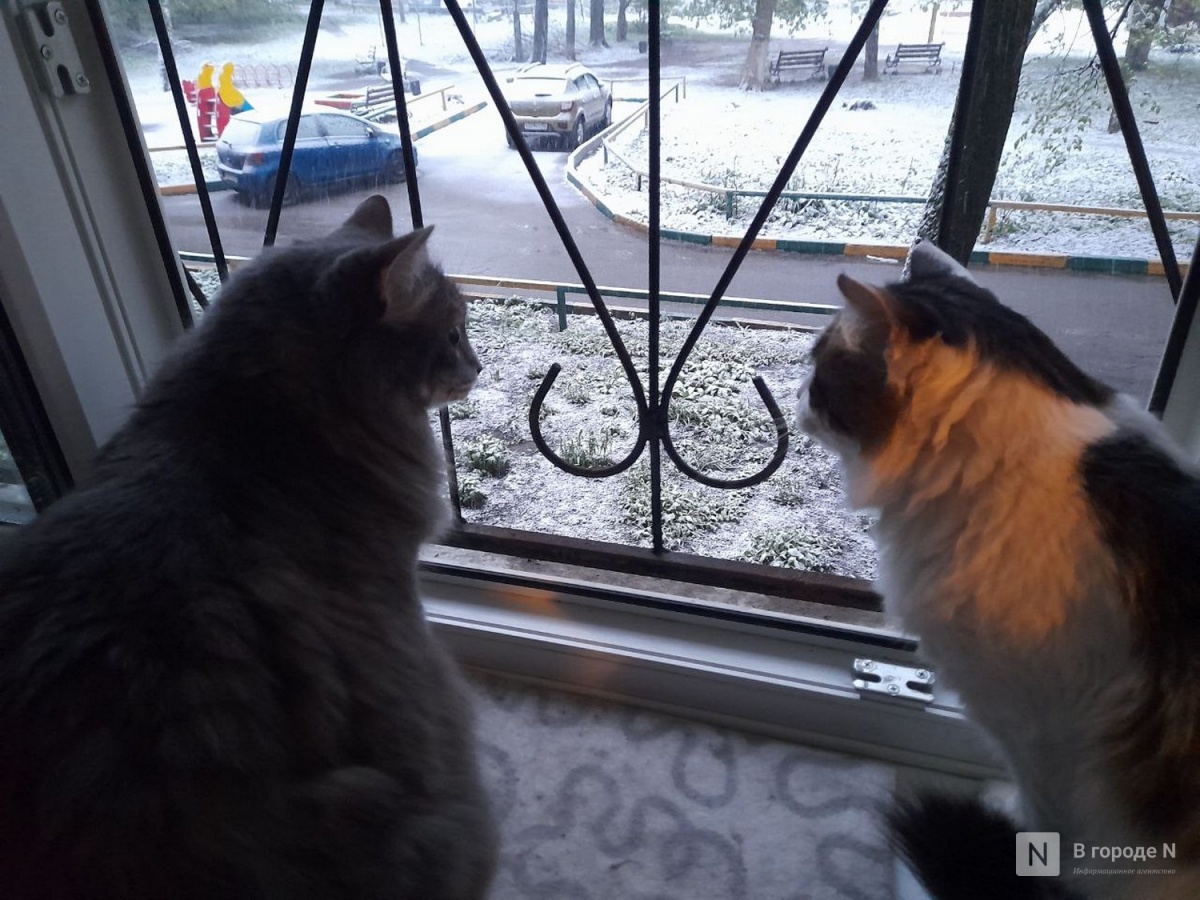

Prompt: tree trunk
xmin=589 ymin=0 xmax=607 ymax=47
xmin=1126 ymin=0 xmax=1166 ymax=70
xmin=531 ymin=0 xmax=548 ymax=63
xmin=1107 ymin=0 xmax=1167 ymax=132
xmin=917 ymin=0 xmax=1038 ymax=265
xmin=512 ymin=0 xmax=524 ymax=61
xmin=617 ymin=0 xmax=630 ymax=42
xmin=566 ymin=0 xmax=576 ymax=59
xmin=864 ymin=22 xmax=879 ymax=81
xmin=738 ymin=0 xmax=777 ymax=91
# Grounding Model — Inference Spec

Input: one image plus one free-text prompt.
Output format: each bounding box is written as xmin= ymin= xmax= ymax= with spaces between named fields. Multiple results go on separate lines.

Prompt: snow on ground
xmin=130 ymin=3 xmax=1199 ymax=260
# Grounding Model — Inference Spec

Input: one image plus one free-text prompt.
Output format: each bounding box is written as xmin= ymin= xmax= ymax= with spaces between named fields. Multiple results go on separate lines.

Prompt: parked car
xmin=215 ymin=108 xmax=417 ymax=207
xmin=502 ymin=62 xmax=613 ymax=150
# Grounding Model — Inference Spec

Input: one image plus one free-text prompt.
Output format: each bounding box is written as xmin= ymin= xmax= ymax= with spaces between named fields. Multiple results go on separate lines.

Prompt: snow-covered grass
xmin=446 ymin=298 xmax=877 ymax=580
xmin=581 ymin=52 xmax=1200 ymax=259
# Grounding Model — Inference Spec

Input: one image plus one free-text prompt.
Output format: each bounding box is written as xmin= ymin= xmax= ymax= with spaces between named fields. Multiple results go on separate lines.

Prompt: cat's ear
xmin=380 ymin=226 xmax=436 ymax=324
xmin=340 ymin=194 xmax=394 ymax=239
xmin=837 ymin=274 xmax=899 ymax=328
xmin=907 ymin=238 xmax=977 ymax=284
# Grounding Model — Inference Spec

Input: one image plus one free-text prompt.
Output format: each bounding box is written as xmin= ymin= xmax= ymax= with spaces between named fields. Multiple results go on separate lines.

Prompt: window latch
xmin=19 ymin=1 xmax=91 ymax=97
xmin=853 ymin=658 xmax=935 ymax=705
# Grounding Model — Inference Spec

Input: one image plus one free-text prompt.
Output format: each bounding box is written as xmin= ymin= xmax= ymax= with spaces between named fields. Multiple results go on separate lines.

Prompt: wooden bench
xmin=352 ymin=82 xmax=420 ymax=122
xmin=884 ymin=42 xmax=944 ymax=74
xmin=769 ymin=47 xmax=828 ymax=84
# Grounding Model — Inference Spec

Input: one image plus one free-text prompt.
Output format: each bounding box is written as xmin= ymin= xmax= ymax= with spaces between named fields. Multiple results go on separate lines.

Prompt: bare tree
xmin=863 ymin=21 xmax=879 ymax=81
xmin=531 ymin=0 xmax=549 ymax=62
xmin=1106 ymin=0 xmax=1166 ymax=132
xmin=917 ymin=0 xmax=1038 ymax=264
xmin=589 ymin=0 xmax=608 ymax=46
xmin=738 ymin=0 xmax=777 ymax=90
xmin=617 ymin=0 xmax=631 ymax=41
xmin=512 ymin=0 xmax=525 ymax=61
xmin=566 ymin=0 xmax=577 ymax=59
xmin=1126 ymin=0 xmax=1167 ymax=69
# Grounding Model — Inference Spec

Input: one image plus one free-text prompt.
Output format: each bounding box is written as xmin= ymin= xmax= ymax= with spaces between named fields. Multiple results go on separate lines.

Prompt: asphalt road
xmin=160 ymin=99 xmax=1177 ymax=402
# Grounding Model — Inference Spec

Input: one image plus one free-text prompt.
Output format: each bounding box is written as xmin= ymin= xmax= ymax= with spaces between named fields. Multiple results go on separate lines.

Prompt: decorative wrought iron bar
xmin=263 ymin=0 xmax=325 ymax=248
xmin=440 ymin=0 xmax=651 ymax=479
xmin=658 ymin=0 xmax=889 ymax=492
xmin=1149 ymin=233 xmax=1200 ymax=416
xmin=147 ymin=0 xmax=227 ymax=288
xmin=1083 ymin=0 xmax=1183 ymax=299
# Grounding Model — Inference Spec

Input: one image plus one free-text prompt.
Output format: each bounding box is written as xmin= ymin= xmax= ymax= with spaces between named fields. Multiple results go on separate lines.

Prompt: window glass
xmin=0 ymin=430 xmax=33 ymax=525
xmin=102 ymin=0 xmax=1194 ymax=622
xmin=319 ymin=115 xmax=370 ymax=138
xmin=219 ymin=117 xmax=263 ymax=144
xmin=274 ymin=116 xmax=324 ymax=142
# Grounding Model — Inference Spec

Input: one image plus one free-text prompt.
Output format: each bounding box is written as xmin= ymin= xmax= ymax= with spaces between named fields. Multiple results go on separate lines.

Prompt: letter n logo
xmin=1016 ymin=832 xmax=1060 ymax=876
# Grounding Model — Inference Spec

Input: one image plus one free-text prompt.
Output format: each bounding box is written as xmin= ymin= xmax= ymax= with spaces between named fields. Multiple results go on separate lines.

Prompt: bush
xmin=558 ymin=430 xmax=615 ymax=469
xmin=741 ymin=526 xmax=843 ymax=572
xmin=457 ymin=474 xmax=487 ymax=510
xmin=464 ymin=436 xmax=511 ymax=477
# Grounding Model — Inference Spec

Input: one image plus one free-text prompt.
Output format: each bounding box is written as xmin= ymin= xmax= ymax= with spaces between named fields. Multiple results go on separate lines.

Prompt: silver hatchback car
xmin=503 ymin=63 xmax=613 ymax=150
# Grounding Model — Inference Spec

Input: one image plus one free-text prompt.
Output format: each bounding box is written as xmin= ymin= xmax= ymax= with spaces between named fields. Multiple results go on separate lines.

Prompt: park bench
xmin=884 ymin=42 xmax=944 ymax=74
xmin=352 ymin=82 xmax=421 ymax=122
xmin=769 ymin=47 xmax=828 ymax=84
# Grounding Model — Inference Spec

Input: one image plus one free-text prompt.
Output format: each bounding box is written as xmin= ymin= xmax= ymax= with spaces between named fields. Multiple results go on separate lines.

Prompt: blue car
xmin=215 ymin=108 xmax=417 ymax=207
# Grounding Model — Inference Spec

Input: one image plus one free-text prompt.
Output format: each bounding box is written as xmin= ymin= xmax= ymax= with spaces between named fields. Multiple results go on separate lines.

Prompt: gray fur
xmin=0 ymin=196 xmax=495 ymax=900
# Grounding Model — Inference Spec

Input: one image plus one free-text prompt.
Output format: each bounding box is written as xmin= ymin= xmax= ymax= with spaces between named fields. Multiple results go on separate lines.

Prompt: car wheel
xmin=566 ymin=116 xmax=586 ymax=150
xmin=384 ymin=150 xmax=406 ymax=182
xmin=257 ymin=174 xmax=300 ymax=208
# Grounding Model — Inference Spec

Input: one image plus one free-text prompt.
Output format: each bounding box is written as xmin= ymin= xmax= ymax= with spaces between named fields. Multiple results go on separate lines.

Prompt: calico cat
xmin=0 ymin=196 xmax=496 ymax=900
xmin=798 ymin=241 xmax=1199 ymax=900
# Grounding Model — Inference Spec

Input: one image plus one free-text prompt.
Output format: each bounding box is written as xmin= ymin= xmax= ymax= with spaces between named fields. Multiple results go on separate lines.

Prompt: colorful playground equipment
xmin=192 ymin=62 xmax=254 ymax=140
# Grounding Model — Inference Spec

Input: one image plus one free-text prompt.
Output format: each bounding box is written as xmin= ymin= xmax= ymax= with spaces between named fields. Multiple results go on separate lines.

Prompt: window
xmin=3 ymin=0 xmax=1198 ymax=774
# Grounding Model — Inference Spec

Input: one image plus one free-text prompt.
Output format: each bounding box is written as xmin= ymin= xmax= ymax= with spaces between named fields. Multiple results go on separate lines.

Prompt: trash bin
xmin=638 ymin=40 xmax=647 ymax=54
xmin=408 ymin=78 xmax=421 ymax=96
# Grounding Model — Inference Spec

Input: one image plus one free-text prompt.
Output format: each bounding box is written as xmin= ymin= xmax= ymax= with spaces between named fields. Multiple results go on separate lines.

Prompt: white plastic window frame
xmin=5 ymin=1 xmax=1197 ymax=779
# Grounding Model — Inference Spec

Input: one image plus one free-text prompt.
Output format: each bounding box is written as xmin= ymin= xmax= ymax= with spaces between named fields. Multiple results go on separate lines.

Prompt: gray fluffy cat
xmin=0 ymin=196 xmax=496 ymax=899
xmin=798 ymin=242 xmax=1198 ymax=900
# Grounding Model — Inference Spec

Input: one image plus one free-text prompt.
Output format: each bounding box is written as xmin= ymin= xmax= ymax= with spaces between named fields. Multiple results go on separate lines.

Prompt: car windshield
xmin=220 ymin=117 xmax=264 ymax=145
xmin=508 ymin=77 xmax=570 ymax=98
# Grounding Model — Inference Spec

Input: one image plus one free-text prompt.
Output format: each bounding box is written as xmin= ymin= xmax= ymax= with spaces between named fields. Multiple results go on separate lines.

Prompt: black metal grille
xmin=111 ymin=0 xmax=1199 ymax=614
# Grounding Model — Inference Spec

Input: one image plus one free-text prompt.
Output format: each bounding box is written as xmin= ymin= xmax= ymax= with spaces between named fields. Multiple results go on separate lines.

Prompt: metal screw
xmin=861 ymin=660 xmax=875 ymax=671
xmin=53 ymin=8 xmax=68 ymax=25
xmin=887 ymin=684 xmax=900 ymax=695
xmin=39 ymin=44 xmax=53 ymax=60
xmin=915 ymin=669 xmax=930 ymax=681
xmin=75 ymin=73 xmax=89 ymax=89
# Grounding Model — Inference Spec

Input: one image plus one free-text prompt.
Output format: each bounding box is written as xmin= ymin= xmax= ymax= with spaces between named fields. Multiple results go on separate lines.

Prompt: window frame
xmin=3 ymin=1 xmax=1198 ymax=779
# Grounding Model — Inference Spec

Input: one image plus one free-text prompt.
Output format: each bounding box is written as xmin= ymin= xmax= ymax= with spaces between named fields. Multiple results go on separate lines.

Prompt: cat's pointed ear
xmin=907 ymin=238 xmax=977 ymax=284
xmin=380 ymin=226 xmax=436 ymax=323
xmin=837 ymin=274 xmax=899 ymax=327
xmin=341 ymin=194 xmax=394 ymax=239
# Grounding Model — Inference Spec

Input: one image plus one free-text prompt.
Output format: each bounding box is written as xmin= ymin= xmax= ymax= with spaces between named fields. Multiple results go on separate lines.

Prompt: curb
xmin=566 ymin=161 xmax=1188 ymax=279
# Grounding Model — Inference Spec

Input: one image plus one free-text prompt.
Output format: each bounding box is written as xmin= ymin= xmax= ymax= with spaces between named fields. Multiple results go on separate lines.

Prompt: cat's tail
xmin=887 ymin=793 xmax=1082 ymax=900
